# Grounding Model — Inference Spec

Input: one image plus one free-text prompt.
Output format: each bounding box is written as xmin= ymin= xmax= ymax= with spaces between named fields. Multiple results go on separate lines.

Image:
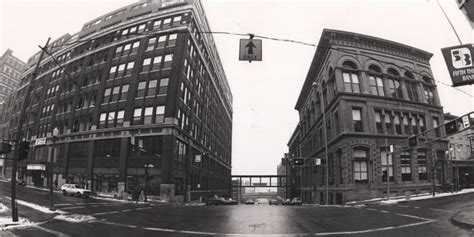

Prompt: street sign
xmin=462 ymin=115 xmax=470 ymax=129
xmin=195 ymin=154 xmax=201 ymax=163
xmin=441 ymin=44 xmax=474 ymax=87
xmin=239 ymin=39 xmax=262 ymax=62
xmin=315 ymin=158 xmax=321 ymax=166
xmin=35 ymin=137 xmax=46 ymax=146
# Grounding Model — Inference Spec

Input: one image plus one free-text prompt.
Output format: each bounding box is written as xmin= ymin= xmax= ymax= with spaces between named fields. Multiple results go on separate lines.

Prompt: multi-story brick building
xmin=293 ymin=29 xmax=449 ymax=204
xmin=0 ymin=49 xmax=25 ymax=102
xmin=4 ymin=0 xmax=232 ymax=201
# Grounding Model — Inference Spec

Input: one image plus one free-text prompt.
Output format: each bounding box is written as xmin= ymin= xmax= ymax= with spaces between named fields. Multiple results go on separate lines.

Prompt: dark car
xmin=205 ymin=197 xmax=227 ymax=206
xmin=291 ymin=197 xmax=303 ymax=206
xmin=282 ymin=199 xmax=292 ymax=205
xmin=244 ymin=199 xmax=255 ymax=205
xmin=225 ymin=198 xmax=238 ymax=205
xmin=269 ymin=199 xmax=278 ymax=205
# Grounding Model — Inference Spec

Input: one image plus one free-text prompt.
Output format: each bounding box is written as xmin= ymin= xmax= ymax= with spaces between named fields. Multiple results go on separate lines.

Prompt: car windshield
xmin=74 ymin=185 xmax=81 ymax=188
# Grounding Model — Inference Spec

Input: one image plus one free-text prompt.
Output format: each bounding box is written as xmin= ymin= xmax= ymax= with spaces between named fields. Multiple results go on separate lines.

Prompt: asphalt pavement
xmin=1 ymin=180 xmax=474 ymax=236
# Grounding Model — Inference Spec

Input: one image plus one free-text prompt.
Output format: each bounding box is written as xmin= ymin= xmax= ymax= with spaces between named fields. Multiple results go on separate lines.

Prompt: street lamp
xmin=312 ymin=81 xmax=329 ymax=205
xmin=49 ymin=127 xmax=59 ymax=211
xmin=144 ymin=163 xmax=154 ymax=202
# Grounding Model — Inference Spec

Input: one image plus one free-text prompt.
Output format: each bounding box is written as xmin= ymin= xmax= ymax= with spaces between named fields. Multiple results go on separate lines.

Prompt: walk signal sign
xmin=239 ymin=39 xmax=262 ymax=62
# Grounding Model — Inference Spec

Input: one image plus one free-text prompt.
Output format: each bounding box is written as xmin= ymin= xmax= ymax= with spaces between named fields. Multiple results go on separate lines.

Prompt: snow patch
xmin=0 ymin=216 xmax=35 ymax=230
xmin=0 ymin=203 xmax=9 ymax=213
xmin=54 ymin=214 xmax=96 ymax=223
xmin=5 ymin=197 xmax=67 ymax=214
xmin=380 ymin=188 xmax=474 ymax=204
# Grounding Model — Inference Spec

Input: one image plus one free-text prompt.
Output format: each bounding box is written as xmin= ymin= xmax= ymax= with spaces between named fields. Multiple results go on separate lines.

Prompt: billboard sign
xmin=441 ymin=44 xmax=474 ymax=87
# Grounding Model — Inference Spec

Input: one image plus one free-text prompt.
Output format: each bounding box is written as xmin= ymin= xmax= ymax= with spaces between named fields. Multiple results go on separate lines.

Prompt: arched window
xmin=341 ymin=61 xmax=360 ymax=93
xmin=404 ymin=71 xmax=419 ymax=101
xmin=368 ymin=65 xmax=384 ymax=96
xmin=353 ymin=147 xmax=369 ymax=184
xmin=422 ymin=76 xmax=434 ymax=104
xmin=386 ymin=69 xmax=402 ymax=98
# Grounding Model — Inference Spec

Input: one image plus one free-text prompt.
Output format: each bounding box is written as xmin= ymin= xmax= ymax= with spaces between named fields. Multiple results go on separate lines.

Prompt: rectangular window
xmin=394 ymin=114 xmax=401 ymax=135
xmin=168 ymin=33 xmax=177 ymax=47
xmin=173 ymin=16 xmax=182 ymax=23
xmin=99 ymin=113 xmax=107 ymax=128
xmin=369 ymin=76 xmax=384 ymax=96
xmin=122 ymin=43 xmax=131 ymax=55
xmin=108 ymin=66 xmax=117 ymax=80
xmin=136 ymin=81 xmax=146 ymax=98
xmin=424 ymin=86 xmax=434 ymax=104
xmin=103 ymin=88 xmax=111 ymax=103
xmin=155 ymin=105 xmax=165 ymax=123
xmin=138 ymin=24 xmax=146 ymax=33
xmin=152 ymin=56 xmax=162 ymax=71
xmin=417 ymin=150 xmax=428 ymax=181
xmin=107 ymin=112 xmax=116 ymax=128
xmin=381 ymin=149 xmax=394 ymax=182
xmin=158 ymin=78 xmax=169 ymax=95
xmin=144 ymin=107 xmax=153 ymax=125
xmin=157 ymin=35 xmax=167 ymax=48
xmin=353 ymin=161 xmax=368 ymax=184
xmin=407 ymin=82 xmax=419 ymax=101
xmin=116 ymin=110 xmax=124 ymax=127
xmin=419 ymin=116 xmax=426 ymax=133
xmin=147 ymin=79 xmax=157 ymax=97
xmin=147 ymin=37 xmax=156 ymax=51
xmin=375 ymin=111 xmax=382 ymax=134
xmin=120 ymin=85 xmax=129 ymax=101
xmin=131 ymin=41 xmax=140 ymax=54
xmin=352 ymin=108 xmax=363 ymax=132
xmin=114 ymin=46 xmax=123 ymax=58
xmin=111 ymin=86 xmax=120 ymax=102
xmin=403 ymin=114 xmax=410 ymax=135
xmin=142 ymin=58 xmax=151 ymax=72
xmin=387 ymin=78 xmax=402 ymax=98
xmin=433 ymin=117 xmax=440 ymax=138
xmin=116 ymin=64 xmax=125 ymax=77
xmin=384 ymin=113 xmax=393 ymax=134
xmin=133 ymin=108 xmax=142 ymax=125
xmin=342 ymin=72 xmax=360 ymax=93
xmin=411 ymin=117 xmax=418 ymax=134
xmin=401 ymin=151 xmax=412 ymax=181
xmin=125 ymin=62 xmax=134 ymax=76
xmin=163 ymin=18 xmax=171 ymax=26
xmin=163 ymin=54 xmax=173 ymax=69
xmin=153 ymin=20 xmax=161 ymax=29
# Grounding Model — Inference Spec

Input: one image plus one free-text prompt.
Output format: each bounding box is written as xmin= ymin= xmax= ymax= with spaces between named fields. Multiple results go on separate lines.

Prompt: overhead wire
xmin=44 ymin=28 xmax=472 ymax=98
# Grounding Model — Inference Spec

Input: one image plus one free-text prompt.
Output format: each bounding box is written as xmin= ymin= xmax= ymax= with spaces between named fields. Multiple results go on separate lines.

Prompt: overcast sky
xmin=1 ymin=0 xmax=472 ymax=175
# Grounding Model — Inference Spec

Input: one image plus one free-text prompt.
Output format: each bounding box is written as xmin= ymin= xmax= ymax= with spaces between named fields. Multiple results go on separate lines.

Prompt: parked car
xmin=60 ymin=184 xmax=92 ymax=198
xmin=205 ymin=197 xmax=227 ymax=206
xmin=269 ymin=199 xmax=279 ymax=205
xmin=16 ymin=179 xmax=26 ymax=186
xmin=244 ymin=199 xmax=255 ymax=205
xmin=291 ymin=197 xmax=303 ymax=206
xmin=282 ymin=199 xmax=292 ymax=205
xmin=225 ymin=198 xmax=238 ymax=205
xmin=256 ymin=198 xmax=269 ymax=204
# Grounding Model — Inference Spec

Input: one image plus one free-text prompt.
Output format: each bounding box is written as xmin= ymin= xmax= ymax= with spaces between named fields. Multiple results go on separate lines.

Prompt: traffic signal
xmin=293 ymin=158 xmax=304 ymax=165
xmin=18 ymin=141 xmax=30 ymax=161
xmin=0 ymin=142 xmax=12 ymax=154
xmin=408 ymin=136 xmax=418 ymax=147
xmin=444 ymin=119 xmax=458 ymax=136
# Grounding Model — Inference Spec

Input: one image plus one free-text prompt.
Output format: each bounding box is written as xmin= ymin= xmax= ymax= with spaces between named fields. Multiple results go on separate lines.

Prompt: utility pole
xmin=384 ymin=139 xmax=391 ymax=200
xmin=10 ymin=38 xmax=50 ymax=222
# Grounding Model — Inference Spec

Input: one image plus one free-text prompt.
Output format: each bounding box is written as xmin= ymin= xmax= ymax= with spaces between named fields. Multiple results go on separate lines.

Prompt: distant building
xmin=292 ymin=29 xmax=449 ymax=204
xmin=277 ymin=158 xmax=288 ymax=199
xmin=457 ymin=0 xmax=474 ymax=28
xmin=444 ymin=113 xmax=474 ymax=189
xmin=0 ymin=49 xmax=25 ymax=102
xmin=4 ymin=0 xmax=232 ymax=201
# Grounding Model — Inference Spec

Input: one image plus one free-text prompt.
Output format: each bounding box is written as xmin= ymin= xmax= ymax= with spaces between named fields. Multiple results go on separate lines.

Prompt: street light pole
xmin=49 ymin=127 xmax=59 ymax=211
xmin=312 ymin=82 xmax=329 ymax=205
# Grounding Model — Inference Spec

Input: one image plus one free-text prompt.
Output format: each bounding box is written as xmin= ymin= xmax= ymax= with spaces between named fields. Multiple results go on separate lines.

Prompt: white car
xmin=61 ymin=184 xmax=92 ymax=198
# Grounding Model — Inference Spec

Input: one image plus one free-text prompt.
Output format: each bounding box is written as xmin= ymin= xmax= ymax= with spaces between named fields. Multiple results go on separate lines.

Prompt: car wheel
xmin=62 ymin=190 xmax=67 ymax=196
xmin=76 ymin=192 xmax=81 ymax=197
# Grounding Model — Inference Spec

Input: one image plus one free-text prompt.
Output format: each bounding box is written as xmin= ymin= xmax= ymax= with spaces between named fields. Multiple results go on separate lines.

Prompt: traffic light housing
xmin=0 ymin=142 xmax=12 ymax=154
xmin=293 ymin=158 xmax=304 ymax=165
xmin=18 ymin=141 xmax=29 ymax=161
xmin=408 ymin=136 xmax=418 ymax=147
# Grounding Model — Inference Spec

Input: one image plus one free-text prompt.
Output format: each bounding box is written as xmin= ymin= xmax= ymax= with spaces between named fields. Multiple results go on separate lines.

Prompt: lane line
xmin=34 ymin=225 xmax=71 ymax=237
xmin=60 ymin=206 xmax=86 ymax=210
xmin=393 ymin=213 xmax=436 ymax=222
xmin=379 ymin=210 xmax=389 ymax=213
xmin=91 ymin=211 xmax=120 ymax=216
xmin=55 ymin=203 xmax=74 ymax=207
xmin=413 ymin=206 xmax=421 ymax=209
xmin=123 ymin=209 xmax=133 ymax=212
xmin=314 ymin=220 xmax=436 ymax=236
xmin=428 ymin=208 xmax=453 ymax=213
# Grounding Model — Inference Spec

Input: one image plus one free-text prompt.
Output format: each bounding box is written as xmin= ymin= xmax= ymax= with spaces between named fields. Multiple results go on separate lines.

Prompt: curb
xmin=451 ymin=212 xmax=474 ymax=230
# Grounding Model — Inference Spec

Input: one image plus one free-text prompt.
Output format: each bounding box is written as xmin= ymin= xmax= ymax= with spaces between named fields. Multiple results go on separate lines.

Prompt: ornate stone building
xmin=293 ymin=29 xmax=449 ymax=204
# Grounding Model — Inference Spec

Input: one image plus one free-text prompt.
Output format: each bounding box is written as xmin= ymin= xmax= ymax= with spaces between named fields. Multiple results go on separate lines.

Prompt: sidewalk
xmin=451 ymin=206 xmax=474 ymax=229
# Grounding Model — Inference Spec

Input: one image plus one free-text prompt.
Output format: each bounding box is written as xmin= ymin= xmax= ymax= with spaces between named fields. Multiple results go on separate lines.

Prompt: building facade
xmin=444 ymin=113 xmax=474 ymax=189
xmin=293 ymin=29 xmax=449 ymax=204
xmin=4 ymin=0 xmax=232 ymax=201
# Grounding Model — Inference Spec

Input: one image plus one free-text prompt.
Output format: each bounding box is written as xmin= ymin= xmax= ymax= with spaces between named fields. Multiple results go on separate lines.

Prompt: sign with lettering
xmin=441 ymin=44 xmax=474 ymax=87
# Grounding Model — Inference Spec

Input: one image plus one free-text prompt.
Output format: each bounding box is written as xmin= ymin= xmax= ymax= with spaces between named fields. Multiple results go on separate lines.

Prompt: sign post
xmin=441 ymin=44 xmax=474 ymax=87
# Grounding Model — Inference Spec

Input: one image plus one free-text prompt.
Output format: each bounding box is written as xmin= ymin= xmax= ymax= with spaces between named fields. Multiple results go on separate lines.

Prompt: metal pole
xmin=49 ymin=136 xmax=56 ymax=211
xmin=144 ymin=165 xmax=148 ymax=202
xmin=321 ymin=89 xmax=329 ymax=205
xmin=384 ymin=139 xmax=390 ymax=200
xmin=10 ymin=38 xmax=50 ymax=222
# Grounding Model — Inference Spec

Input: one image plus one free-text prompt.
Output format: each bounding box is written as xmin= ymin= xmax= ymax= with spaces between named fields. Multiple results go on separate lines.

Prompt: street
xmin=1 ymin=181 xmax=473 ymax=236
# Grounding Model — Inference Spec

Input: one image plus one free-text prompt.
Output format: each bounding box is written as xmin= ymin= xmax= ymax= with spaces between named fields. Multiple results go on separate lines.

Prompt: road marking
xmin=123 ymin=209 xmax=133 ymax=212
xmin=60 ymin=206 xmax=85 ymax=210
xmin=34 ymin=225 xmax=70 ymax=237
xmin=55 ymin=203 xmax=74 ymax=207
xmin=91 ymin=211 xmax=120 ymax=216
xmin=366 ymin=208 xmax=377 ymax=211
xmin=314 ymin=220 xmax=436 ymax=236
xmin=428 ymin=208 xmax=453 ymax=213
xmin=379 ymin=210 xmax=389 ymax=213
xmin=393 ymin=213 xmax=435 ymax=222
xmin=135 ymin=207 xmax=152 ymax=211
xmin=413 ymin=206 xmax=421 ymax=209
xmin=144 ymin=227 xmax=218 ymax=235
